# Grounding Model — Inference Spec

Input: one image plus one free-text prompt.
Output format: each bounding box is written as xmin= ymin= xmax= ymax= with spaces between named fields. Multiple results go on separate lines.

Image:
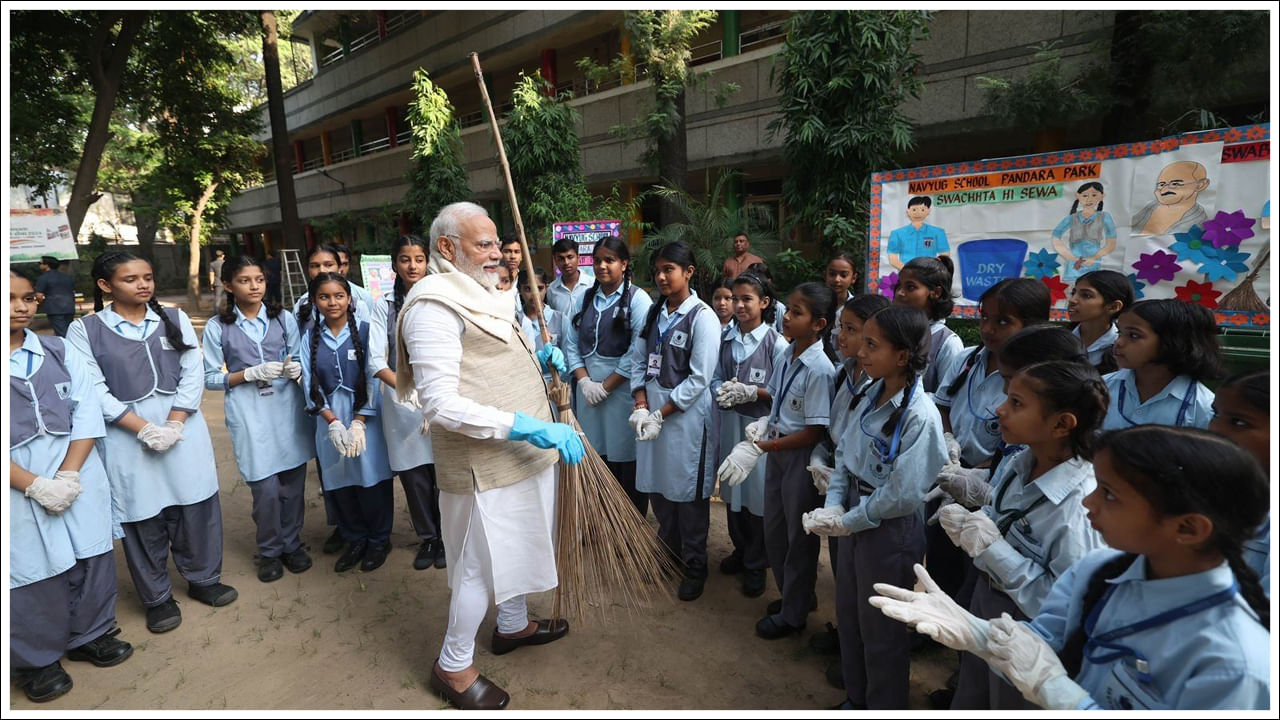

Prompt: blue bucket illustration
xmin=956 ymin=238 xmax=1029 ymax=301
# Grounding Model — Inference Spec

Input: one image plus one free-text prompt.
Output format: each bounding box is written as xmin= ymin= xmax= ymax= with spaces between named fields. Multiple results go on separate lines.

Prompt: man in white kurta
xmin=397 ymin=201 xmax=583 ymax=710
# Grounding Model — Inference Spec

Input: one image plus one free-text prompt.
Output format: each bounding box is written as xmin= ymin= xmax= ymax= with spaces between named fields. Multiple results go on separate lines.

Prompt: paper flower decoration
xmin=1132 ymin=250 xmax=1181 ymax=285
xmin=1040 ymin=275 xmax=1069 ymax=304
xmin=1201 ymin=210 xmax=1256 ymax=248
xmin=878 ymin=272 xmax=899 ymax=298
xmin=1126 ymin=273 xmax=1146 ymax=300
xmin=1196 ymin=244 xmax=1251 ymax=283
xmin=1169 ymin=225 xmax=1214 ymax=265
xmin=1175 ymin=279 xmax=1221 ymax=309
xmin=1024 ymin=249 xmax=1061 ymax=279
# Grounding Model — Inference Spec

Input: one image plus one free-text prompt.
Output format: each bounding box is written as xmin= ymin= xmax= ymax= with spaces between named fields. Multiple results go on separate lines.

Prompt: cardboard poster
xmin=359 ymin=254 xmax=395 ymax=302
xmin=552 ymin=220 xmax=622 ymax=280
xmin=9 ymin=208 xmax=78 ymax=263
xmin=868 ymin=125 xmax=1271 ymax=328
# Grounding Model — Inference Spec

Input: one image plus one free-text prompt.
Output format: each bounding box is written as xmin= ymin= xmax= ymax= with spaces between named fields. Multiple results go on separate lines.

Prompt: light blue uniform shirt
xmin=1101 ymin=369 xmax=1213 ymax=431
xmin=1073 ymin=324 xmax=1118 ymax=367
xmin=1243 ymin=516 xmax=1269 ymax=597
xmin=928 ymin=319 xmax=966 ymax=397
xmin=546 ymin=274 xmax=593 ymax=318
xmin=518 ymin=305 xmax=570 ymax=386
xmin=766 ymin=340 xmax=834 ymax=436
xmin=66 ymin=304 xmax=219 ymax=523
xmin=564 ymin=283 xmax=652 ymax=378
xmin=293 ymin=289 xmax=372 ymax=337
xmin=201 ymin=305 xmax=314 ymax=484
xmin=712 ymin=323 xmax=789 ymax=515
xmin=368 ymin=295 xmax=433 ymax=471
xmin=1024 ymin=549 xmax=1270 ymax=710
xmin=974 ymin=449 xmax=1102 ymax=617
xmin=827 ymin=377 xmax=948 ymax=533
xmin=10 ymin=330 xmax=115 ymax=588
xmin=887 ymin=222 xmax=950 ymax=264
xmin=935 ymin=347 xmax=1006 ymax=466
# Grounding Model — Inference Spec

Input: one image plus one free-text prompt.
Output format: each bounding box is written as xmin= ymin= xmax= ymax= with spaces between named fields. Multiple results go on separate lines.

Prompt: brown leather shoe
xmin=429 ymin=663 xmax=510 ymax=710
xmin=490 ymin=618 xmax=569 ymax=656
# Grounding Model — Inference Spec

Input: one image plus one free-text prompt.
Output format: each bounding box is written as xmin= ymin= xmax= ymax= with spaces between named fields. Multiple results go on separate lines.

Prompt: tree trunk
xmin=188 ymin=180 xmax=219 ymax=311
xmin=261 ymin=11 xmax=303 ymax=249
xmin=657 ymin=87 xmax=688 ymax=228
xmin=67 ymin=11 xmax=145 ymax=240
xmin=134 ymin=190 xmax=160 ymax=265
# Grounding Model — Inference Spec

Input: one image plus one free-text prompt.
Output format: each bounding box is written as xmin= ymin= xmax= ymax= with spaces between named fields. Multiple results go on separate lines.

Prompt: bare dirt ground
xmin=10 ymin=295 xmax=955 ymax=711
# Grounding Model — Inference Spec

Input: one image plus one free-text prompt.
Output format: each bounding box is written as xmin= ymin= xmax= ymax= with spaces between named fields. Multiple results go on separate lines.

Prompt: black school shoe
xmin=188 ymin=582 xmax=238 ymax=607
xmin=755 ymin=613 xmax=805 ymax=640
xmin=16 ymin=661 xmax=73 ymax=703
xmin=322 ymin=527 xmax=346 ymax=555
xmin=282 ymin=547 xmax=313 ymax=574
xmin=741 ymin=569 xmax=767 ymax=598
xmin=361 ymin=543 xmax=390 ymax=572
xmin=145 ymin=598 xmax=182 ymax=633
xmin=677 ymin=572 xmax=706 ymax=601
xmin=256 ymin=556 xmax=284 ymax=583
xmin=810 ymin=622 xmax=840 ymax=654
xmin=334 ymin=540 xmax=367 ymax=573
xmin=434 ymin=540 xmax=447 ymax=569
xmin=719 ymin=552 xmax=744 ymax=575
xmin=413 ymin=540 xmax=435 ymax=571
xmin=766 ymin=592 xmax=818 ymax=616
xmin=826 ymin=660 xmax=845 ymax=689
xmin=66 ymin=627 xmax=133 ymax=667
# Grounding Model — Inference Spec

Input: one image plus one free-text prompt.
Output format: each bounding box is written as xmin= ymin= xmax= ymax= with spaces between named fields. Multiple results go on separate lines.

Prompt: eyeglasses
xmin=444 ymin=233 xmax=499 ymax=252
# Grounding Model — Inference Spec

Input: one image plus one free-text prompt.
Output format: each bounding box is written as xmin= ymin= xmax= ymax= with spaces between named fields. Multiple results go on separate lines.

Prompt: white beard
xmin=453 ymin=250 xmax=497 ymax=291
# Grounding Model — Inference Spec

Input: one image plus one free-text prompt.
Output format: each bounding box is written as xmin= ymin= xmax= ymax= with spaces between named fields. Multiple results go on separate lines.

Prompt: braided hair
xmin=1012 ymin=361 xmax=1109 ymax=459
xmin=573 ymin=235 xmax=634 ymax=334
xmin=217 ymin=255 xmax=283 ymax=325
xmin=91 ymin=250 xmax=192 ymax=351
xmin=305 ymin=272 xmax=368 ymax=415
xmin=862 ymin=305 xmax=930 ymax=436
xmin=945 ymin=278 xmax=1051 ymax=396
xmin=899 ymin=256 xmax=955 ymax=320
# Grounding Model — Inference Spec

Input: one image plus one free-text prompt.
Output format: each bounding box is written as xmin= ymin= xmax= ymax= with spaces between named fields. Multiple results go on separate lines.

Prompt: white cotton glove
xmin=346 ymin=419 xmax=367 ymax=458
xmin=580 ymin=379 xmax=610 ymax=406
xmin=801 ymin=506 xmax=848 ymax=536
xmin=24 ymin=474 xmax=82 ymax=514
xmin=716 ymin=378 xmax=760 ymax=408
xmin=935 ymin=466 xmax=993 ymax=509
xmin=327 ymin=421 xmax=352 ymax=456
xmin=943 ymin=432 xmax=963 ymax=468
xmin=987 ymin=613 xmax=1090 ymax=710
xmin=717 ymin=440 xmax=765 ymax=487
xmin=868 ymin=563 xmax=992 ymax=657
xmin=137 ymin=422 xmax=182 ymax=453
xmin=628 ymin=408 xmax=649 ymax=439
xmin=939 ymin=504 xmax=1002 ymax=558
xmin=243 ymin=361 xmax=285 ymax=383
xmin=636 ymin=410 xmax=664 ymax=441
xmin=281 ymin=355 xmax=302 ymax=380
xmin=807 ymin=462 xmax=833 ymax=494
xmin=743 ymin=416 xmax=769 ymax=444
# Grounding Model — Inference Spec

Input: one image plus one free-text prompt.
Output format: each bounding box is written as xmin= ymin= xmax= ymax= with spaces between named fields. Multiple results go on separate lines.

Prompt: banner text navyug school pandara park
xmin=867 ymin=125 xmax=1272 ymax=328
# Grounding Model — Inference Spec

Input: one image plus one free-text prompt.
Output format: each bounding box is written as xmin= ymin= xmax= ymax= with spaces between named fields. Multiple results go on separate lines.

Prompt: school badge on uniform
xmin=159 ymin=336 xmax=174 ymax=350
xmin=669 ymin=330 xmax=688 ymax=349
xmin=748 ymin=368 xmax=767 ymax=384
xmin=54 ymin=382 xmax=72 ymax=399
xmin=789 ymin=395 xmax=804 ymax=412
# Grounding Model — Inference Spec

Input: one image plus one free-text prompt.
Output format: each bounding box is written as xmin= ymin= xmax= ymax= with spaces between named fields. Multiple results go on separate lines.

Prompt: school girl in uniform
xmin=629 ymin=241 xmax=720 ymax=601
xmin=873 ymin=425 xmax=1271 ymax=710
xmin=1208 ymin=369 xmax=1269 ymax=595
xmin=299 ymin=272 xmax=395 ymax=573
xmin=1067 ymin=269 xmax=1132 ymax=374
xmin=710 ymin=279 xmax=735 ymax=332
xmin=893 ymin=256 xmax=963 ymax=394
xmin=565 ymin=236 xmax=652 ymax=515
xmin=10 ymin=269 xmax=133 ymax=703
xmin=709 ymin=272 xmax=788 ymax=598
xmin=719 ymin=282 xmax=836 ymax=637
xmin=67 ymin=251 xmax=236 ymax=634
xmin=940 ymin=360 xmax=1107 ymax=709
xmin=745 ymin=262 xmax=787 ymax=336
xmin=820 ymin=254 xmax=859 ymax=360
xmin=1101 ymin=299 xmax=1219 ymax=431
xmin=332 ymin=243 xmax=376 ymax=317
xmin=805 ymin=304 xmax=948 ymax=709
xmin=202 ymin=255 xmax=315 ymax=583
xmin=370 ymin=235 xmax=446 ymax=571
xmin=517 ymin=267 xmax=572 ymax=387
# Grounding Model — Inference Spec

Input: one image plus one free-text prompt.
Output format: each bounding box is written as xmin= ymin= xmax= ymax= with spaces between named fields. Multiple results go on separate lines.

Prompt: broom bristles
xmin=548 ymin=381 xmax=679 ymax=624
xmin=1219 ymin=246 xmax=1270 ymax=313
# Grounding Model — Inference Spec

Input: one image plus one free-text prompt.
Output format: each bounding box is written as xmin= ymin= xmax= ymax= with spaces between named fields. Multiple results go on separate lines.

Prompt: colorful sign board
xmin=9 ymin=209 xmax=78 ymax=263
xmin=552 ymin=219 xmax=622 ymax=280
xmin=358 ymin=254 xmax=395 ymax=303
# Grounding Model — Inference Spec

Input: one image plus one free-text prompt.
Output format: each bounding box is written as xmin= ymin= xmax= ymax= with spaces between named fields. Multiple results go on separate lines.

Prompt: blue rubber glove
xmin=509 ymin=411 xmax=584 ymax=465
xmin=536 ymin=344 xmax=567 ymax=374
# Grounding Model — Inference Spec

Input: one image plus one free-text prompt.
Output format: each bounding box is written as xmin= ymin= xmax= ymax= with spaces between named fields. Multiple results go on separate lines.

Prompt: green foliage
xmin=224 ymin=9 xmax=314 ymax=106
xmin=976 ymin=42 xmax=1106 ymax=128
xmin=403 ymin=68 xmax=470 ymax=228
xmin=771 ymin=249 xmax=822 ymax=297
xmin=501 ymin=72 xmax=594 ymax=248
xmin=769 ymin=11 xmax=931 ymax=291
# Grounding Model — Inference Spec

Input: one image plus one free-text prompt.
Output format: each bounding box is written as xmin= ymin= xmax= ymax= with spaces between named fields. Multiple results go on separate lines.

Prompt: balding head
xmin=1154 ymin=161 xmax=1210 ymax=206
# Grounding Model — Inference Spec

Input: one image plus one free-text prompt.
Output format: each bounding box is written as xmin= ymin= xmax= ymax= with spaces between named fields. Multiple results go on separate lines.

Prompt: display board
xmin=9 ymin=208 xmax=78 ymax=263
xmin=868 ymin=125 xmax=1271 ymax=328
xmin=552 ymin=219 xmax=622 ymax=280
xmin=358 ymin=254 xmax=395 ymax=302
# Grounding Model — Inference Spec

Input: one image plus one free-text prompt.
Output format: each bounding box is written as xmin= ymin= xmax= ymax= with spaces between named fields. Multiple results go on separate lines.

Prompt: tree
xmin=769 ymin=11 xmax=931 ymax=289
xmin=261 ymin=10 xmax=303 ymax=250
xmin=402 ymin=69 xmax=470 ymax=229
xmin=501 ymin=72 xmax=593 ymax=249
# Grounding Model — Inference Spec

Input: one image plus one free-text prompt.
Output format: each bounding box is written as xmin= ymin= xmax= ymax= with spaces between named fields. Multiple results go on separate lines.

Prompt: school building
xmin=219 ymin=9 xmax=1264 ymax=264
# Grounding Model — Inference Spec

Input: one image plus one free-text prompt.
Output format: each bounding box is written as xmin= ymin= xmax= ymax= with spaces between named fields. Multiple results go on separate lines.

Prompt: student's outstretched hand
xmin=346 ymin=419 xmax=367 ymax=458
xmin=987 ymin=613 xmax=1089 ymax=710
xmin=25 ymin=474 xmax=81 ymax=514
xmin=869 ymin=563 xmax=991 ymax=657
xmin=717 ymin=440 xmax=764 ymax=487
xmin=938 ymin=504 xmax=1001 ymax=557
xmin=509 ymin=411 xmax=584 ymax=465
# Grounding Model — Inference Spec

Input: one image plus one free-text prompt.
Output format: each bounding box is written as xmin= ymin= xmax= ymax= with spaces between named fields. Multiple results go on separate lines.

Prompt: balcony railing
xmin=330 ymin=146 xmax=357 ymax=164
xmin=300 ymin=156 xmax=324 ymax=172
xmin=318 ymin=10 xmax=421 ymax=69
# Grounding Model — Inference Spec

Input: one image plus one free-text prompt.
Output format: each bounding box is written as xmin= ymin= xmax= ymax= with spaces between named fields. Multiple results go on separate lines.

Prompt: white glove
xmin=716 ymin=378 xmax=759 ymax=408
xmin=580 ymin=379 xmax=610 ymax=406
xmin=717 ymin=440 xmax=765 ymax=487
xmin=628 ymin=408 xmax=649 ymax=439
xmin=53 ymin=469 xmax=81 ymax=484
xmin=807 ymin=462 xmax=833 ymax=493
xmin=988 ymin=613 xmax=1090 ymax=709
xmin=936 ymin=466 xmax=993 ymax=508
xmin=327 ymin=421 xmax=352 ymax=455
xmin=24 ymin=474 xmax=82 ymax=513
xmin=137 ymin=422 xmax=182 ymax=453
xmin=281 ymin=355 xmax=302 ymax=380
xmin=243 ymin=361 xmax=285 ymax=383
xmin=924 ymin=488 xmax=956 ymax=525
xmin=743 ymin=416 xmax=768 ymax=444
xmin=346 ymin=419 xmax=367 ymax=458
xmin=868 ymin=563 xmax=991 ymax=656
xmin=939 ymin=504 xmax=1002 ymax=558
xmin=943 ymin=432 xmax=962 ymax=467
xmin=801 ymin=506 xmax=848 ymax=536
xmin=636 ymin=410 xmax=664 ymax=442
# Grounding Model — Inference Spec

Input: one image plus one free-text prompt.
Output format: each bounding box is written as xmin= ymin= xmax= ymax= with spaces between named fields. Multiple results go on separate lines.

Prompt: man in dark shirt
xmin=35 ymin=256 xmax=77 ymax=337
xmin=265 ymin=250 xmax=283 ymax=304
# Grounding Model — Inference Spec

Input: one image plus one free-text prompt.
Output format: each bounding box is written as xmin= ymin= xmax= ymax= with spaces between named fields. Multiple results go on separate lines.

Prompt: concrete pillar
xmin=620 ymin=21 xmax=634 ymax=85
xmin=338 ymin=15 xmax=352 ymax=57
xmin=626 ymin=183 xmax=642 ymax=248
xmin=320 ymin=131 xmax=332 ymax=166
xmin=350 ymin=120 xmax=364 ymax=157
xmin=540 ymin=49 xmax=558 ymax=94
xmin=724 ymin=171 xmax=743 ymax=220
xmin=722 ymin=11 xmax=740 ymax=57
xmin=293 ymin=140 xmax=305 ymax=174
xmin=376 ymin=10 xmax=388 ymax=40
xmin=242 ymin=232 xmax=254 ymax=254
xmin=385 ymin=107 xmax=399 ymax=148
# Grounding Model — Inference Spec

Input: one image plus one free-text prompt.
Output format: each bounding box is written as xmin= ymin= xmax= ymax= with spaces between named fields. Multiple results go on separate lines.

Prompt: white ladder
xmin=281 ymin=249 xmax=307 ymax=309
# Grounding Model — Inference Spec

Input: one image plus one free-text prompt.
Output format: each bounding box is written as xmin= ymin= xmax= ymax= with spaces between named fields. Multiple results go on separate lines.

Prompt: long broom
xmin=469 ymin=53 xmax=678 ymax=623
xmin=1218 ymin=246 xmax=1270 ymax=312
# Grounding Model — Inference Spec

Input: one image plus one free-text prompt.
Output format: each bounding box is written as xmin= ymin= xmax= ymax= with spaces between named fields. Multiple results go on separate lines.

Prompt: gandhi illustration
xmin=1130 ymin=160 xmax=1210 ymax=236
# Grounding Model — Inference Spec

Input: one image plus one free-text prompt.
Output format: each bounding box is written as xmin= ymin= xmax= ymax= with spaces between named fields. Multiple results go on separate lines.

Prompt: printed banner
xmin=359 ymin=254 xmax=395 ymax=303
xmin=868 ymin=125 xmax=1272 ymax=328
xmin=9 ymin=209 xmax=78 ymax=263
xmin=552 ymin=219 xmax=621 ymax=280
